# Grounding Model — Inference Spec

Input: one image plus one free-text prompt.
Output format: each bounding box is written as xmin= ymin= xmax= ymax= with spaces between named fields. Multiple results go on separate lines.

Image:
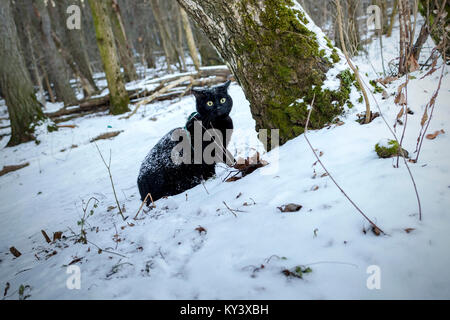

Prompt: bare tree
xmin=108 ymin=0 xmax=138 ymax=82
xmin=0 ymin=0 xmax=46 ymax=146
xmin=180 ymin=6 xmax=201 ymax=71
xmin=88 ymin=0 xmax=130 ymax=115
xmin=413 ymin=0 xmax=449 ymax=62
xmin=54 ymin=0 xmax=99 ymax=93
xmin=33 ymin=0 xmax=78 ymax=106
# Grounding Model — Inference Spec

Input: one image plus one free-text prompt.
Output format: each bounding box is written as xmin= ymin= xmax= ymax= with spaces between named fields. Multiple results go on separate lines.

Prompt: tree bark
xmin=150 ymin=0 xmax=185 ymax=73
xmin=51 ymin=31 xmax=97 ymax=97
xmin=177 ymin=0 xmax=350 ymax=145
xmin=180 ymin=6 xmax=201 ymax=71
xmin=176 ymin=6 xmax=187 ymax=71
xmin=387 ymin=0 xmax=399 ymax=37
xmin=0 ymin=0 xmax=45 ymax=146
xmin=33 ymin=0 xmax=78 ymax=106
xmin=55 ymin=0 xmax=98 ymax=92
xmin=25 ymin=26 xmax=46 ymax=106
xmin=194 ymin=26 xmax=223 ymax=66
xmin=150 ymin=0 xmax=174 ymax=73
xmin=107 ymin=0 xmax=138 ymax=82
xmin=88 ymin=0 xmax=130 ymax=115
xmin=416 ymin=0 xmax=450 ymax=62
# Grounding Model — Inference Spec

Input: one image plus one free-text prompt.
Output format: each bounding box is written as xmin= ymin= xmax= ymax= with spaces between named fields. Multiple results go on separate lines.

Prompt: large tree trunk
xmin=177 ymin=0 xmax=353 ymax=145
xmin=26 ymin=26 xmax=46 ymax=106
xmin=0 ymin=0 xmax=45 ymax=146
xmin=88 ymin=0 xmax=130 ymax=115
xmin=180 ymin=6 xmax=201 ymax=71
xmin=33 ymin=0 xmax=78 ymax=106
xmin=150 ymin=0 xmax=174 ymax=73
xmin=107 ymin=0 xmax=138 ymax=82
xmin=55 ymin=0 xmax=98 ymax=93
xmin=176 ymin=6 xmax=187 ymax=71
xmin=150 ymin=0 xmax=184 ymax=73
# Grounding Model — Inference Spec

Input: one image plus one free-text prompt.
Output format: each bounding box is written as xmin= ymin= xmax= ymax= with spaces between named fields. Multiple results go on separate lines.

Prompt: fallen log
xmin=90 ymin=130 xmax=123 ymax=143
xmin=46 ymin=88 xmax=140 ymax=118
xmin=123 ymin=75 xmax=193 ymax=119
xmin=0 ymin=163 xmax=30 ymax=177
xmin=46 ymin=67 xmax=232 ymax=120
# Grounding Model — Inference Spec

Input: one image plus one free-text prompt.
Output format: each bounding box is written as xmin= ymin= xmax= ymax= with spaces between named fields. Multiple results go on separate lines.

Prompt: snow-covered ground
xmin=1 ymin=24 xmax=449 ymax=299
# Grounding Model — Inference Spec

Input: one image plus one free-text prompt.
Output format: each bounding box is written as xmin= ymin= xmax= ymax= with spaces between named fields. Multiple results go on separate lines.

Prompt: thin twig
xmin=201 ymin=180 xmax=210 ymax=195
xmin=94 ymin=143 xmax=127 ymax=221
xmin=359 ymin=77 xmax=422 ymax=221
xmin=134 ymin=192 xmax=155 ymax=220
xmin=415 ymin=51 xmax=446 ymax=164
xmin=396 ymin=77 xmax=409 ymax=168
xmin=86 ymin=240 xmax=127 ymax=258
xmin=222 ymin=201 xmax=245 ymax=217
xmin=304 ymin=94 xmax=385 ymax=234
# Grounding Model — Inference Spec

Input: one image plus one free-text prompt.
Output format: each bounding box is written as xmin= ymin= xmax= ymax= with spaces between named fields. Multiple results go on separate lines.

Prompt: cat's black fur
xmin=137 ymin=80 xmax=234 ymax=204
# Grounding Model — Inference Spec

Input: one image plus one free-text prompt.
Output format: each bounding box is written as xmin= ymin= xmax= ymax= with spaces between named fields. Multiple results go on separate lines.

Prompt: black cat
xmin=137 ymin=80 xmax=235 ymax=204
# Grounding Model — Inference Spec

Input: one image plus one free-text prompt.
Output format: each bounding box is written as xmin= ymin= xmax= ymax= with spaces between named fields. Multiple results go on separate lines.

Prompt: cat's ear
xmin=221 ymin=80 xmax=231 ymax=91
xmin=191 ymin=87 xmax=205 ymax=99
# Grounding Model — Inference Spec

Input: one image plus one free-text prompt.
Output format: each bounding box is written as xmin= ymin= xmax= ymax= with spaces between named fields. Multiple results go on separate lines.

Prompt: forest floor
xmin=0 ymin=28 xmax=449 ymax=299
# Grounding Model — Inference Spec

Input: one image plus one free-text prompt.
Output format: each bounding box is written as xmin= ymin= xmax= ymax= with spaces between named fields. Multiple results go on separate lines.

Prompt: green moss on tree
xmin=178 ymin=0 xmax=359 ymax=146
xmin=330 ymin=48 xmax=340 ymax=63
xmin=233 ymin=0 xmax=356 ymax=144
xmin=89 ymin=0 xmax=130 ymax=115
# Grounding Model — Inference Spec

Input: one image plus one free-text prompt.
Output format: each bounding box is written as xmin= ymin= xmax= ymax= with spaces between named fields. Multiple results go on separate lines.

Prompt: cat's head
xmin=192 ymin=80 xmax=232 ymax=120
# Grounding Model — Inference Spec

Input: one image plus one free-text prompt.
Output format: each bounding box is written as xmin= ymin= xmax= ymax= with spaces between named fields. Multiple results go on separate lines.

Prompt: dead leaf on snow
xmin=53 ymin=231 xmax=63 ymax=241
xmin=9 ymin=247 xmax=21 ymax=258
xmin=425 ymin=129 xmax=445 ymax=140
xmin=195 ymin=226 xmax=207 ymax=234
xmin=277 ymin=203 xmax=303 ymax=212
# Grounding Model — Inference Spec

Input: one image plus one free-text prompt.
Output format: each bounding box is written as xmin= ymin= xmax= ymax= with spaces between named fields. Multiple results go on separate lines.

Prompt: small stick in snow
xmin=134 ymin=192 xmax=156 ymax=220
xmin=86 ymin=240 xmax=127 ymax=258
xmin=201 ymin=180 xmax=209 ymax=195
xmin=9 ymin=247 xmax=21 ymax=258
xmin=41 ymin=230 xmax=51 ymax=243
xmin=222 ymin=201 xmax=245 ymax=217
xmin=304 ymin=94 xmax=385 ymax=235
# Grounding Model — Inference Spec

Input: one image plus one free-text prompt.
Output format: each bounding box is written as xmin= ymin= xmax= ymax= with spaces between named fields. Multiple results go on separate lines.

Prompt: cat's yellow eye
xmin=220 ymin=98 xmax=227 ymax=104
xmin=207 ymin=101 xmax=214 ymax=107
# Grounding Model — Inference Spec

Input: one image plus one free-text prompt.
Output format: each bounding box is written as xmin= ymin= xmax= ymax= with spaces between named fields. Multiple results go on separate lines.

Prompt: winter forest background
xmin=0 ymin=0 xmax=449 ymax=300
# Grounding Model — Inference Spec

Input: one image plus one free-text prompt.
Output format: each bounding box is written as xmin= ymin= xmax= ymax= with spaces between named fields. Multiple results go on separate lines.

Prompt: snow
xmin=377 ymin=138 xmax=393 ymax=148
xmin=1 ymin=22 xmax=450 ymax=300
